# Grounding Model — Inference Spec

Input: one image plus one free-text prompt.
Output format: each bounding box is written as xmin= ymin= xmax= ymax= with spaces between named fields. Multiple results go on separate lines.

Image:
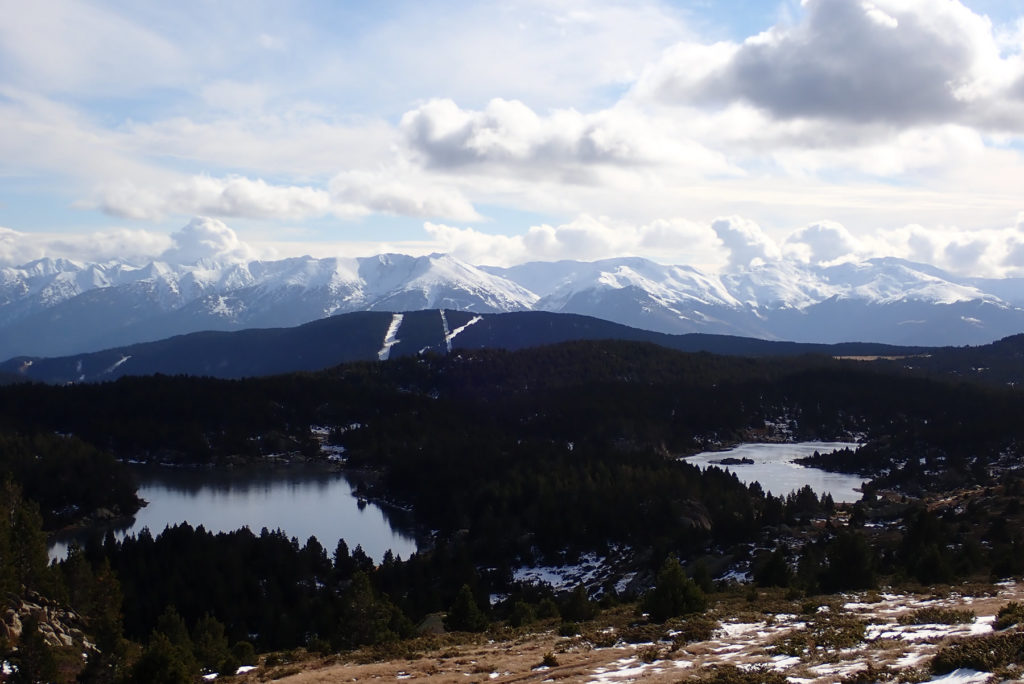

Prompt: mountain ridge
xmin=2 ymin=252 xmax=1023 ymax=359
xmin=0 ymin=309 xmax=941 ymax=384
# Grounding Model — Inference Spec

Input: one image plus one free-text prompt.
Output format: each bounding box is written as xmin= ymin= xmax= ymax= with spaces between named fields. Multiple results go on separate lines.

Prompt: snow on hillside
xmin=1 ymin=252 xmax=1023 ymax=359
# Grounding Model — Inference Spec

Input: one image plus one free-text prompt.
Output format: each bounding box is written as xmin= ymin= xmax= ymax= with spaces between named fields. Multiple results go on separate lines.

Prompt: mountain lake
xmin=48 ymin=464 xmax=418 ymax=562
xmin=683 ymin=441 xmax=866 ymax=502
xmin=49 ymin=442 xmax=863 ymax=561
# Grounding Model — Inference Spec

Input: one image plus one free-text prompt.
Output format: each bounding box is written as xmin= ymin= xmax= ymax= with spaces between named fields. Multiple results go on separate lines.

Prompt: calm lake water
xmin=49 ymin=465 xmax=418 ymax=562
xmin=683 ymin=441 xmax=866 ymax=503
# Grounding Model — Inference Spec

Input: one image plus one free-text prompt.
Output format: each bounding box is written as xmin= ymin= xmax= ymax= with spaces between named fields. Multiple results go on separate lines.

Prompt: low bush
xmin=686 ymin=664 xmax=788 ymax=684
xmin=771 ymin=613 xmax=866 ymax=656
xmin=931 ymin=632 xmax=1024 ymax=674
xmin=673 ymin=615 xmax=719 ymax=645
xmin=995 ymin=602 xmax=1024 ymax=630
xmin=619 ymin=623 xmax=667 ymax=644
xmin=897 ymin=607 xmax=975 ymax=625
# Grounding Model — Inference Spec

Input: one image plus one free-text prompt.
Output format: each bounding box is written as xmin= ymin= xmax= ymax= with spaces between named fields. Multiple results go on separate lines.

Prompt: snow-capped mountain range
xmin=2 ymin=252 xmax=1023 ymax=360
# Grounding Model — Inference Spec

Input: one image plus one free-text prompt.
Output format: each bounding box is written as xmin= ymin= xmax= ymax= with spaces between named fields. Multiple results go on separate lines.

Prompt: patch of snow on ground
xmin=235 ymin=665 xmax=256 ymax=674
xmin=588 ymin=657 xmax=663 ymax=683
xmin=896 ymin=650 xmax=930 ymax=668
xmin=718 ymin=622 xmax=765 ymax=638
xmin=513 ymin=553 xmax=605 ymax=591
xmin=866 ymin=620 xmax=988 ymax=642
xmin=925 ymin=669 xmax=993 ymax=684
xmin=614 ymin=572 xmax=636 ymax=595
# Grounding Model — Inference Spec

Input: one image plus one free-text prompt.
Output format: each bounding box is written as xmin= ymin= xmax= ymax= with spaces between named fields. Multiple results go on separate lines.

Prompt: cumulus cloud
xmin=401 ymin=98 xmax=736 ymax=178
xmin=635 ymin=0 xmax=1024 ymax=131
xmin=0 ymin=218 xmax=259 ymax=268
xmin=849 ymin=218 xmax=1024 ymax=276
xmin=711 ymin=216 xmax=782 ymax=269
xmin=784 ymin=221 xmax=862 ymax=264
xmin=159 ymin=217 xmax=255 ymax=265
xmin=425 ymin=215 xmax=723 ymax=268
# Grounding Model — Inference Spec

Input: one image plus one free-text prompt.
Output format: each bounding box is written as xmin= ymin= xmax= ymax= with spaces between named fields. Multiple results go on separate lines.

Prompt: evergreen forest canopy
xmin=2 ymin=339 xmax=1024 ymax=681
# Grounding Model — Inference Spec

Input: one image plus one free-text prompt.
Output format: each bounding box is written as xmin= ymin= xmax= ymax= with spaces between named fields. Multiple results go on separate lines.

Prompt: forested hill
xmin=4 ymin=338 xmax=1024 ymax=678
xmin=2 ymin=339 xmax=1022 ymax=535
xmin=0 ymin=309 xmax=930 ymax=384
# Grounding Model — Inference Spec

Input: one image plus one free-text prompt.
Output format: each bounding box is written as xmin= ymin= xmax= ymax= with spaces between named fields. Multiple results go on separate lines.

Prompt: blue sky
xmin=1 ymin=0 xmax=1024 ymax=275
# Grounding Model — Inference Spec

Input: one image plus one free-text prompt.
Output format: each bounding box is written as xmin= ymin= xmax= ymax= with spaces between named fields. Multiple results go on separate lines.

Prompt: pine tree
xmin=444 ymin=584 xmax=488 ymax=633
xmin=644 ymin=555 xmax=706 ymax=623
xmin=191 ymin=614 xmax=230 ymax=673
xmin=126 ymin=633 xmax=195 ymax=684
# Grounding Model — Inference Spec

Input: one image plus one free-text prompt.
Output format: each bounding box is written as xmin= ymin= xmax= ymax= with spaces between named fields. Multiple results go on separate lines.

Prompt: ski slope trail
xmin=377 ymin=314 xmax=404 ymax=361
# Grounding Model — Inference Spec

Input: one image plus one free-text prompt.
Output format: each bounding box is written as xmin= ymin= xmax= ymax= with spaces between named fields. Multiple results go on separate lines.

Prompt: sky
xmin=2 ymin=0 xmax=1024 ymax=276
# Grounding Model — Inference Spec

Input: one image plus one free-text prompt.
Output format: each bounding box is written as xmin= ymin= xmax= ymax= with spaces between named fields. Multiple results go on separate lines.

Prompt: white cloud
xmin=119 ymin=113 xmax=398 ymax=177
xmin=0 ymin=226 xmax=174 ymax=267
xmin=96 ymin=176 xmax=333 ymax=222
xmin=355 ymin=0 xmax=688 ymax=109
xmin=401 ymin=98 xmax=738 ymax=181
xmin=424 ymin=215 xmax=723 ymax=268
xmin=634 ymin=0 xmax=1024 ymax=132
xmin=160 ymin=217 xmax=255 ymax=264
xmin=329 ymin=170 xmax=481 ymax=221
xmin=784 ymin=221 xmax=862 ymax=264
xmin=711 ymin=216 xmax=783 ymax=268
xmin=0 ymin=0 xmax=186 ymax=96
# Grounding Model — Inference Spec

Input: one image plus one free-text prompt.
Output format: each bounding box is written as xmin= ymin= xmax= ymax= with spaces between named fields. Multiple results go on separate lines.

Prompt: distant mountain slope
xmin=2 ymin=252 xmax=1023 ymax=359
xmin=0 ymin=310 xmax=930 ymax=383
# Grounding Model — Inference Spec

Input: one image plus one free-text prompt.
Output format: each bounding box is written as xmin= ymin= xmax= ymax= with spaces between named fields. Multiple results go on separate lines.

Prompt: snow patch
xmin=925 ymin=670 xmax=993 ymax=684
xmin=446 ymin=314 xmax=483 ymax=349
xmin=377 ymin=313 xmax=404 ymax=361
xmin=104 ymin=355 xmax=131 ymax=374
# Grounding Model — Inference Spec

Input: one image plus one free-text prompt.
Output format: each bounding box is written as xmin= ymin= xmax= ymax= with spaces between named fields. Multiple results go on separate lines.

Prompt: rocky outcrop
xmin=1 ymin=591 xmax=90 ymax=650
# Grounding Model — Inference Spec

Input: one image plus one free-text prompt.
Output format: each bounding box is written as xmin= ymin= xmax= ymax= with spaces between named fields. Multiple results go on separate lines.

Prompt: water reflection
xmin=683 ymin=441 xmax=866 ymax=503
xmin=49 ymin=464 xmax=417 ymax=562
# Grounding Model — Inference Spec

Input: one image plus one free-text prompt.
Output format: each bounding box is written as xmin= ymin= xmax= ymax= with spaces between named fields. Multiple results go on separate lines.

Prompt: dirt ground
xmin=236 ymin=583 xmax=1024 ymax=684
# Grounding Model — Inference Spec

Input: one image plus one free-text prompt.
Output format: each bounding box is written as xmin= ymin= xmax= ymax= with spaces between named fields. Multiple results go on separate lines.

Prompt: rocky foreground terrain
xmin=222 ymin=583 xmax=1024 ymax=684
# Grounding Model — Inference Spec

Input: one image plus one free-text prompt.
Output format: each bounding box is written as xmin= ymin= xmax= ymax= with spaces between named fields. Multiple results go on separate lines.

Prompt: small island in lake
xmin=709 ymin=456 xmax=755 ymax=465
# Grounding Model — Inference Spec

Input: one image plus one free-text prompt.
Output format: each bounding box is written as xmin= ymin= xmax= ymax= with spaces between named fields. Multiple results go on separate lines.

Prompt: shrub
xmin=508 ymin=600 xmax=536 ymax=628
xmin=771 ymin=612 xmax=866 ymax=656
xmin=558 ymin=621 xmax=580 ymax=637
xmin=674 ymin=615 xmax=719 ymax=644
xmin=619 ymin=623 xmax=667 ymax=644
xmin=686 ymin=664 xmax=787 ymax=684
xmin=561 ymin=585 xmax=597 ymax=622
xmin=995 ymin=602 xmax=1024 ymax=630
xmin=541 ymin=652 xmax=558 ymax=668
xmin=931 ymin=632 xmax=1024 ymax=674
xmin=636 ymin=645 xmax=661 ymax=663
xmin=898 ymin=607 xmax=975 ymax=626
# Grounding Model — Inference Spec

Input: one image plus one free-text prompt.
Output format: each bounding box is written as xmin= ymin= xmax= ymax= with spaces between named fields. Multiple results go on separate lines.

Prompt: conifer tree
xmin=644 ymin=555 xmax=706 ymax=623
xmin=444 ymin=584 xmax=488 ymax=632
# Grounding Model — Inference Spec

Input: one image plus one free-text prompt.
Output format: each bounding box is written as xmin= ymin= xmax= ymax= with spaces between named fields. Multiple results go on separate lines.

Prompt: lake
xmin=683 ymin=441 xmax=866 ymax=502
xmin=49 ymin=464 xmax=418 ymax=562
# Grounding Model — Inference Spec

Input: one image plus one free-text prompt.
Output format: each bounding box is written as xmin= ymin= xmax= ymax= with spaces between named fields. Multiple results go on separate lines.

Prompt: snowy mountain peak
xmin=1 ymin=252 xmax=1023 ymax=359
